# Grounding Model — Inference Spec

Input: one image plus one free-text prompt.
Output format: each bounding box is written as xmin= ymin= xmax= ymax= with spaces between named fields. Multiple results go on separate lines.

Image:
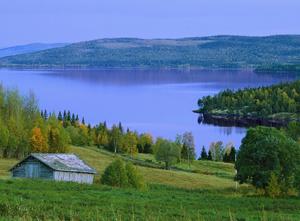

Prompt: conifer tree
xmin=229 ymin=147 xmax=236 ymax=162
xmin=200 ymin=146 xmax=208 ymax=160
xmin=58 ymin=111 xmax=63 ymax=121
xmin=67 ymin=111 xmax=71 ymax=121
xmin=43 ymin=110 xmax=48 ymax=120
xmin=71 ymin=113 xmax=76 ymax=125
xmin=63 ymin=110 xmax=67 ymax=121
xmin=207 ymin=150 xmax=213 ymax=161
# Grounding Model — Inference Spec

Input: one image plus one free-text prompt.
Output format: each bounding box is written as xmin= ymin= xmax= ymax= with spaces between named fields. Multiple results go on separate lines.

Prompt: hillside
xmin=0 ymin=35 xmax=300 ymax=69
xmin=1 ymin=146 xmax=300 ymax=220
xmin=0 ymin=43 xmax=68 ymax=58
xmin=0 ymin=146 xmax=236 ymax=189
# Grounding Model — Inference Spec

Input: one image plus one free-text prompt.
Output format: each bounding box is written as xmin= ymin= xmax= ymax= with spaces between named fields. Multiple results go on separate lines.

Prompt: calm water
xmin=0 ymin=69 xmax=298 ymax=155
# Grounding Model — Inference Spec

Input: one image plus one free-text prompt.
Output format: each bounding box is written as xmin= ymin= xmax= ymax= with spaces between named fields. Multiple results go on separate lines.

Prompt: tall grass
xmin=0 ymin=179 xmax=299 ymax=221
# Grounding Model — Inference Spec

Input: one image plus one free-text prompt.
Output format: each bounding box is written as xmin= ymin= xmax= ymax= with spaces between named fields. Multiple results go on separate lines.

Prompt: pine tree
xmin=67 ymin=111 xmax=71 ymax=121
xmin=81 ymin=117 xmax=85 ymax=125
xmin=58 ymin=111 xmax=63 ymax=121
xmin=229 ymin=147 xmax=236 ymax=162
xmin=43 ymin=110 xmax=48 ymax=120
xmin=71 ymin=113 xmax=76 ymax=125
xmin=118 ymin=122 xmax=124 ymax=134
xmin=207 ymin=150 xmax=213 ymax=161
xmin=63 ymin=110 xmax=67 ymax=121
xmin=87 ymin=124 xmax=92 ymax=135
xmin=200 ymin=146 xmax=208 ymax=160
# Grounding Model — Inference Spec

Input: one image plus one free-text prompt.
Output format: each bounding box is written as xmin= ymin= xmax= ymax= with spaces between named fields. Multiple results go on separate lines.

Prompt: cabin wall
xmin=12 ymin=156 xmax=53 ymax=179
xmin=53 ymin=171 xmax=94 ymax=184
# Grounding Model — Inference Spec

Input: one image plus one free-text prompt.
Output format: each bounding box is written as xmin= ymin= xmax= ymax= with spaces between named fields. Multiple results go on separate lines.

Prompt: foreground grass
xmin=0 ymin=147 xmax=299 ymax=220
xmin=0 ymin=179 xmax=299 ymax=221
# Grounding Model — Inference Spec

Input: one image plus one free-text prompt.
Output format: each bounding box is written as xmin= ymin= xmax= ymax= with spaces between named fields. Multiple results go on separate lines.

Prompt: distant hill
xmin=0 ymin=43 xmax=69 ymax=58
xmin=0 ymin=35 xmax=299 ymax=70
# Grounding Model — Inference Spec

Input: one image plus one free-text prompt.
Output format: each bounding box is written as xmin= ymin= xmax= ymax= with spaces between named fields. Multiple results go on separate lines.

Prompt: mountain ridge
xmin=0 ymin=35 xmax=299 ymax=70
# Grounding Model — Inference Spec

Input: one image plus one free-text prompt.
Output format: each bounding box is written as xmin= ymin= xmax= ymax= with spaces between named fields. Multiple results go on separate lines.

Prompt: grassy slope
xmin=72 ymin=146 xmax=236 ymax=189
xmin=1 ymin=35 xmax=300 ymax=69
xmin=0 ymin=146 xmax=300 ymax=220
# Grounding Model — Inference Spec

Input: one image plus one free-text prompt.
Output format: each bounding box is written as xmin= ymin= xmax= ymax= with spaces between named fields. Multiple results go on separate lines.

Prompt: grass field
xmin=0 ymin=146 xmax=299 ymax=221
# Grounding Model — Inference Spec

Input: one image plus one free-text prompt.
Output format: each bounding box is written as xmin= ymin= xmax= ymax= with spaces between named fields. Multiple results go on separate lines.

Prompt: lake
xmin=0 ymin=68 xmax=298 ymax=156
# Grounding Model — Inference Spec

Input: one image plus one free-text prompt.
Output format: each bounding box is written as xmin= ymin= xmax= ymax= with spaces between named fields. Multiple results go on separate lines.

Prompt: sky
xmin=0 ymin=0 xmax=299 ymax=48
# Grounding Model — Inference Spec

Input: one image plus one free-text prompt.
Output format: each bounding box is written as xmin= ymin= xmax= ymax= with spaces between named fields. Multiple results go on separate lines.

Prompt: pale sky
xmin=1 ymin=0 xmax=299 ymax=47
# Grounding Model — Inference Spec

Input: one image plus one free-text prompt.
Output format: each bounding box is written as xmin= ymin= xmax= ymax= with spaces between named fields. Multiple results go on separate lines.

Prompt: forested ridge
xmin=0 ymin=35 xmax=300 ymax=70
xmin=198 ymin=80 xmax=300 ymax=121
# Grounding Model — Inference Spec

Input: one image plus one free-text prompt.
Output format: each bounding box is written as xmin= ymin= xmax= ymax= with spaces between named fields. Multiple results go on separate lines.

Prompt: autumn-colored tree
xmin=121 ymin=131 xmax=138 ymax=156
xmin=137 ymin=133 xmax=153 ymax=153
xmin=97 ymin=129 xmax=109 ymax=148
xmin=30 ymin=127 xmax=48 ymax=152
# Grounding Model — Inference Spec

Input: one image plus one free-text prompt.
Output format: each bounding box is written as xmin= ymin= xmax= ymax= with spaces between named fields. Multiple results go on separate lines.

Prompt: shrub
xmin=101 ymin=159 xmax=145 ymax=189
xmin=266 ymin=173 xmax=281 ymax=198
xmin=126 ymin=162 xmax=146 ymax=189
xmin=101 ymin=159 xmax=128 ymax=188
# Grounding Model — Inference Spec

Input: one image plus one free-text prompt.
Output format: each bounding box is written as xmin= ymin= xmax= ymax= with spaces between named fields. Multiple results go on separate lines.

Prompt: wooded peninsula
xmin=197 ymin=80 xmax=300 ymax=126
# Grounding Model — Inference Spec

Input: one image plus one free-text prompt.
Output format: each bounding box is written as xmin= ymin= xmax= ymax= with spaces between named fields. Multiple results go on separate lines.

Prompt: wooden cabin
xmin=10 ymin=153 xmax=96 ymax=184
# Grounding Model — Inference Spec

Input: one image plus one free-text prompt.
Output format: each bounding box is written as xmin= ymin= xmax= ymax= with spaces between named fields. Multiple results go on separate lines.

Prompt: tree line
xmin=0 ymin=86 xmax=69 ymax=158
xmin=0 ymin=85 xmax=201 ymax=163
xmin=198 ymin=142 xmax=236 ymax=163
xmin=198 ymin=80 xmax=300 ymax=118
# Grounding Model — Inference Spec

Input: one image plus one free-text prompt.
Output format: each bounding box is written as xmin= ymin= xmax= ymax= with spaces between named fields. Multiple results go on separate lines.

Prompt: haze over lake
xmin=0 ymin=69 xmax=298 ymax=155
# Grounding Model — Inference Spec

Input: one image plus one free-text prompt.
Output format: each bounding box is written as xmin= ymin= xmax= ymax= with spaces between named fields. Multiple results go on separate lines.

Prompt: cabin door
xmin=25 ymin=163 xmax=40 ymax=178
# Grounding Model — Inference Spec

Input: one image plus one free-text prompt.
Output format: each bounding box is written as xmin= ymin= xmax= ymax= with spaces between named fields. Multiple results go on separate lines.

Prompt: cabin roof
xmin=10 ymin=153 xmax=97 ymax=174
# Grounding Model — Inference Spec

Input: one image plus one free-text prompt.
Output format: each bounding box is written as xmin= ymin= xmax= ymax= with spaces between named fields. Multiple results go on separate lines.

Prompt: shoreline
xmin=197 ymin=112 xmax=292 ymax=128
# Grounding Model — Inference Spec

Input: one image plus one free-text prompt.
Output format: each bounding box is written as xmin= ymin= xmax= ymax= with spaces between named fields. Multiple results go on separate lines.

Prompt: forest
xmin=198 ymin=80 xmax=300 ymax=121
xmin=0 ymin=35 xmax=300 ymax=69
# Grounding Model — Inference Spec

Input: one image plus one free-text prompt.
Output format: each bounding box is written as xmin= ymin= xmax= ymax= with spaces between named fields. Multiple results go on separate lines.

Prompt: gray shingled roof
xmin=11 ymin=153 xmax=96 ymax=174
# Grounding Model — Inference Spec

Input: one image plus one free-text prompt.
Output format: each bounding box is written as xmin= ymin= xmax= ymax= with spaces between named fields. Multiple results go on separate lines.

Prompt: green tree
xmin=0 ymin=123 xmax=9 ymax=157
xmin=121 ymin=131 xmax=138 ymax=156
xmin=207 ymin=150 xmax=212 ymax=161
xmin=236 ymin=126 xmax=300 ymax=190
xmin=181 ymin=132 xmax=196 ymax=164
xmin=199 ymin=146 xmax=208 ymax=160
xmin=109 ymin=125 xmax=123 ymax=153
xmin=209 ymin=141 xmax=224 ymax=161
xmin=154 ymin=138 xmax=181 ymax=170
xmin=47 ymin=115 xmax=70 ymax=153
xmin=137 ymin=133 xmax=153 ymax=153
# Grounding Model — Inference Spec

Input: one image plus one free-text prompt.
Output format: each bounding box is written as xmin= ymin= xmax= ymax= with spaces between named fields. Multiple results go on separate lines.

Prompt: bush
xmin=101 ymin=159 xmax=128 ymax=188
xmin=101 ymin=159 xmax=145 ymax=189
xmin=126 ymin=162 xmax=145 ymax=189
xmin=266 ymin=173 xmax=281 ymax=198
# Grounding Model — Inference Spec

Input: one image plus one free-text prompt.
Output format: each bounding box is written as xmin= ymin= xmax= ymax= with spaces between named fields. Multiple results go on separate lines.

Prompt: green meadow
xmin=0 ymin=146 xmax=300 ymax=221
